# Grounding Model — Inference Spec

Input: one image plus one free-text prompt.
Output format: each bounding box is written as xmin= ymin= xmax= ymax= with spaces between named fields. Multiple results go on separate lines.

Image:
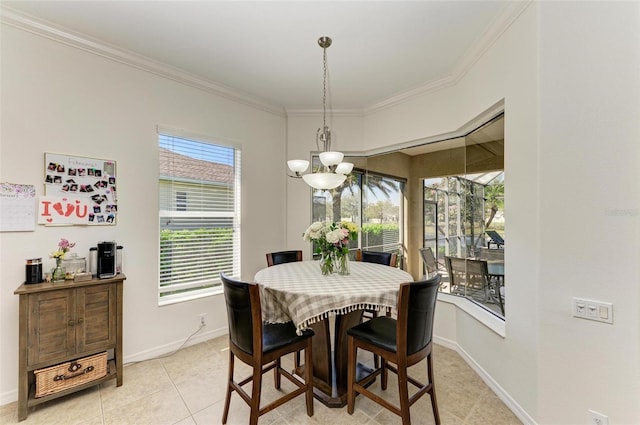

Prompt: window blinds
xmin=158 ymin=133 xmax=241 ymax=304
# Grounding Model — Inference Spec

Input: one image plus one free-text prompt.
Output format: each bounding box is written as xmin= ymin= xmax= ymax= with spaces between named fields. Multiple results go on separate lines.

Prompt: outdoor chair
xmin=419 ymin=247 xmax=438 ymax=278
xmin=485 ymin=230 xmax=504 ymax=249
xmin=478 ymin=247 xmax=504 ymax=262
xmin=220 ymin=273 xmax=314 ymax=425
xmin=347 ymin=274 xmax=442 ymax=425
xmin=445 ymin=256 xmax=504 ymax=315
xmin=266 ymin=250 xmax=302 ymax=267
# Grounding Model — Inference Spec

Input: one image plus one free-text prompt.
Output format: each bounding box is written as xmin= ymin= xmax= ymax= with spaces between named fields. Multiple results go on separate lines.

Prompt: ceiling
xmin=2 ymin=1 xmax=518 ymax=111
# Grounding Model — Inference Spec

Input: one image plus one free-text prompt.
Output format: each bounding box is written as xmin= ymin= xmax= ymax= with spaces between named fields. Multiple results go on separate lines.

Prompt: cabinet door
xmin=28 ymin=290 xmax=76 ymax=365
xmin=76 ymin=284 xmax=116 ymax=352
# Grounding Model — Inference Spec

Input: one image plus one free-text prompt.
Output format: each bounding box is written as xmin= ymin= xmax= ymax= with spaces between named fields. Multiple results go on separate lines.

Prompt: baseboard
xmin=433 ymin=335 xmax=537 ymax=425
xmin=123 ymin=325 xmax=228 ymax=364
xmin=0 ymin=390 xmax=17 ymax=407
xmin=0 ymin=325 xmax=229 ymax=406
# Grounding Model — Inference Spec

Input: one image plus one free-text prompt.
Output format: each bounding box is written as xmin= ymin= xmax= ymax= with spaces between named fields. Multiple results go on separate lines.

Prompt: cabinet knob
xmin=68 ymin=320 xmax=75 ymax=327
xmin=77 ymin=318 xmax=84 ymax=325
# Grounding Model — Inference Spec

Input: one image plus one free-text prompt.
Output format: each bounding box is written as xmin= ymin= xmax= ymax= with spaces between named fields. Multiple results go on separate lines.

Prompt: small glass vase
xmin=52 ymin=258 xmax=66 ymax=283
xmin=336 ymin=252 xmax=350 ymax=275
xmin=319 ymin=251 xmax=335 ymax=275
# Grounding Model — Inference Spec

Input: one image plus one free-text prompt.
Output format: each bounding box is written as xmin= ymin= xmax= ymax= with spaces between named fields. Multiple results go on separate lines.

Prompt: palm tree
xmin=329 ymin=173 xmax=397 ymax=222
xmin=484 ymin=182 xmax=504 ymax=229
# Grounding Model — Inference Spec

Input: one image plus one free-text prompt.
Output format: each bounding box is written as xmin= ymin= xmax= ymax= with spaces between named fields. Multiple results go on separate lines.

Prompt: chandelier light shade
xmin=287 ymin=36 xmax=353 ymax=190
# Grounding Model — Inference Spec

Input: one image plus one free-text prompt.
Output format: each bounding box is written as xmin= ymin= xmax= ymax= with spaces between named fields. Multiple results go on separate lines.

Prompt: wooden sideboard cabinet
xmin=14 ymin=274 xmax=125 ymax=421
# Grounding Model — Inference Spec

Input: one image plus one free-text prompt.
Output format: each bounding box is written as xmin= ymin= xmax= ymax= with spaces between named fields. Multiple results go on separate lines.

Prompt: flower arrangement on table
xmin=50 ymin=238 xmax=75 ymax=282
xmin=303 ymin=221 xmax=358 ymax=275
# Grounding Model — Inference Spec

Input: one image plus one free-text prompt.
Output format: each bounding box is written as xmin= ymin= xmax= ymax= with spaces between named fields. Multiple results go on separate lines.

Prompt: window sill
xmin=158 ymin=286 xmax=223 ymax=306
xmin=436 ymin=292 xmax=506 ymax=337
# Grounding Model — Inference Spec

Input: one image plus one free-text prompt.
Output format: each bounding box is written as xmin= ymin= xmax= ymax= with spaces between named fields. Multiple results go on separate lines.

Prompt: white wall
xmin=287 ymin=2 xmax=640 ymax=424
xmin=3 ymin=2 xmax=639 ymax=423
xmin=537 ymin=2 xmax=640 ymax=424
xmin=0 ymin=24 xmax=287 ymax=403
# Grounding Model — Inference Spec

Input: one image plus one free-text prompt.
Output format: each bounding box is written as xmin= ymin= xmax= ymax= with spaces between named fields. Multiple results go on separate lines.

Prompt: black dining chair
xmin=356 ymin=249 xmax=398 ymax=317
xmin=347 ymin=274 xmax=442 ymax=425
xmin=355 ymin=249 xmax=399 ymax=367
xmin=220 ymin=273 xmax=314 ymax=425
xmin=356 ymin=249 xmax=398 ymax=267
xmin=265 ymin=250 xmax=304 ymax=368
xmin=266 ymin=250 xmax=303 ymax=267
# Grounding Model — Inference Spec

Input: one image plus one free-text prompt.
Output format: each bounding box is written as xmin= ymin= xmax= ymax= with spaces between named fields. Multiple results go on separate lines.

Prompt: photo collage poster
xmin=40 ymin=153 xmax=117 ymax=225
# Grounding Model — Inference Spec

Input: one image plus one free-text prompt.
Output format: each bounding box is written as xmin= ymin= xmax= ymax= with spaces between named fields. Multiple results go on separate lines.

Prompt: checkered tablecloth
xmin=254 ymin=260 xmax=414 ymax=334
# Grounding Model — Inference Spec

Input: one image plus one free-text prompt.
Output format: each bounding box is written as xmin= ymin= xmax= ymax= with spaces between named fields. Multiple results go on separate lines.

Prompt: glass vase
xmin=336 ymin=252 xmax=350 ymax=275
xmin=319 ymin=251 xmax=335 ymax=275
xmin=52 ymin=258 xmax=66 ymax=283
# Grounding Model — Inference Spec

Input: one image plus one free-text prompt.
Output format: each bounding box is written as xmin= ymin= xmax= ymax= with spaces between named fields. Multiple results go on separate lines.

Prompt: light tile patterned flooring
xmin=1 ymin=335 xmax=522 ymax=425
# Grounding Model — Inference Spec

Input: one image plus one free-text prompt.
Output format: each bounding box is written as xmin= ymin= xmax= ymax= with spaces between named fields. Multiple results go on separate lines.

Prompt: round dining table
xmin=254 ymin=260 xmax=414 ymax=407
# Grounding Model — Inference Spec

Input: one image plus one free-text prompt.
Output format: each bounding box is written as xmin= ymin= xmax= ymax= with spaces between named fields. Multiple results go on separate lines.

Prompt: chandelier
xmin=287 ymin=36 xmax=353 ymax=190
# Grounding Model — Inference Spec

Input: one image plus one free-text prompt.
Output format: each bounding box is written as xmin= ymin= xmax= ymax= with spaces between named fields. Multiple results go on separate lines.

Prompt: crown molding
xmin=1 ymin=2 xmax=530 ymax=118
xmin=450 ymin=0 xmax=532 ymax=81
xmin=364 ymin=1 xmax=532 ymax=115
xmin=0 ymin=7 xmax=286 ymax=117
xmin=363 ymin=75 xmax=456 ymax=114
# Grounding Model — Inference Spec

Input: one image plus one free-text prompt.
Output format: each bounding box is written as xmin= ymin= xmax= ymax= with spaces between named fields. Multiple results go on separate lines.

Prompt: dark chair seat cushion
xmin=263 ymin=321 xmax=313 ymax=354
xmin=347 ymin=316 xmax=397 ymax=353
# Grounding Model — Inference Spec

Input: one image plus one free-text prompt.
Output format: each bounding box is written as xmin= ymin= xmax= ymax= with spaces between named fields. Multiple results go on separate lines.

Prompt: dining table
xmin=254 ymin=259 xmax=414 ymax=407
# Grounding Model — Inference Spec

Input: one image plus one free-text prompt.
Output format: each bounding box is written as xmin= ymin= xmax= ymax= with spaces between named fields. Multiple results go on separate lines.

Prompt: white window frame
xmin=157 ymin=126 xmax=241 ymax=305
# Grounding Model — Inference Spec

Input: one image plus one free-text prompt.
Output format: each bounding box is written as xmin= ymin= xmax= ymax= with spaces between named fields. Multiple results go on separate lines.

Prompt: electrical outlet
xmin=198 ymin=313 xmax=207 ymax=326
xmin=587 ymin=409 xmax=608 ymax=425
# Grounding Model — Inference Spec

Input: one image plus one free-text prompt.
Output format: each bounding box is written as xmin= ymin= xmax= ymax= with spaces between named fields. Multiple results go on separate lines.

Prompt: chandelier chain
xmin=322 ymin=44 xmax=327 ymax=131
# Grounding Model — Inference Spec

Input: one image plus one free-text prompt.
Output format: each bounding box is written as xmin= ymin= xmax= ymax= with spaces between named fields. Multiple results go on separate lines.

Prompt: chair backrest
xmin=486 ymin=230 xmax=505 ymax=245
xmin=478 ymin=247 xmax=504 ymax=262
xmin=356 ymin=250 xmax=397 ymax=267
xmin=220 ymin=273 xmax=262 ymax=356
xmin=397 ymin=274 xmax=441 ymax=355
xmin=419 ymin=247 xmax=438 ymax=276
xmin=266 ymin=250 xmax=303 ymax=267
xmin=445 ymin=256 xmax=489 ymax=291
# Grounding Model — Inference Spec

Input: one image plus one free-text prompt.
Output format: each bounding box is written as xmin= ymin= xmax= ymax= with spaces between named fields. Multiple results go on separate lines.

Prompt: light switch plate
xmin=573 ymin=298 xmax=613 ymax=324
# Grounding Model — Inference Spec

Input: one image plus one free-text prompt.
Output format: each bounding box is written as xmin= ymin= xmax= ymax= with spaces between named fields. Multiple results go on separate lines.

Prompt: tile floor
xmin=1 ymin=335 xmax=522 ymax=425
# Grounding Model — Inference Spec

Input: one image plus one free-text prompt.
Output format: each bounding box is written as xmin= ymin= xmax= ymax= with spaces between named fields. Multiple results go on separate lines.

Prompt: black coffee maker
xmin=97 ymin=241 xmax=117 ymax=278
xmin=25 ymin=258 xmax=43 ymax=284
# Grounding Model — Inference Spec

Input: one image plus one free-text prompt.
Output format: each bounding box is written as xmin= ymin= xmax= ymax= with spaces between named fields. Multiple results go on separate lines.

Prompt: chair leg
xmin=222 ymin=351 xmax=234 ymax=424
xmin=427 ymin=353 xmax=441 ymax=425
xmin=249 ymin=364 xmax=262 ymax=425
xmin=370 ymin=310 xmax=380 ymax=369
xmin=294 ymin=350 xmax=301 ymax=370
xmin=381 ymin=357 xmax=388 ymax=390
xmin=397 ymin=364 xmax=411 ymax=425
xmin=274 ymin=357 xmax=281 ymax=389
xmin=347 ymin=336 xmax=356 ymax=414
xmin=304 ymin=342 xmax=314 ymax=417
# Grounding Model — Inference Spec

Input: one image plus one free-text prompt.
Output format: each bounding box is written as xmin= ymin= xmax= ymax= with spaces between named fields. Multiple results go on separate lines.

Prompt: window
xmin=176 ymin=192 xmax=187 ymax=211
xmin=310 ymin=162 xmax=405 ymax=262
xmin=158 ymin=132 xmax=241 ymax=305
xmin=362 ymin=174 xmax=404 ymax=261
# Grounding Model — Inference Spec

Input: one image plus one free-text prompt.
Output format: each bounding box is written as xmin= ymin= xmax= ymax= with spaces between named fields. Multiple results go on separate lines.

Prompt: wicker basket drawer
xmin=34 ymin=352 xmax=108 ymax=398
